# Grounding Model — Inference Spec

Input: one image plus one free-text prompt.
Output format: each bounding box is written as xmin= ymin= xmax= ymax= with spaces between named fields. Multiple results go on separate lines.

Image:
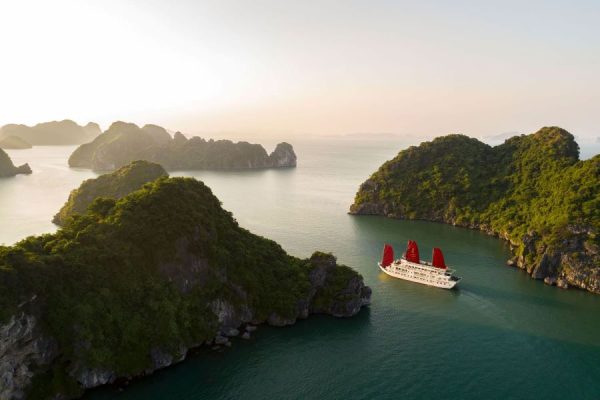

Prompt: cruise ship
xmin=378 ymin=240 xmax=461 ymax=289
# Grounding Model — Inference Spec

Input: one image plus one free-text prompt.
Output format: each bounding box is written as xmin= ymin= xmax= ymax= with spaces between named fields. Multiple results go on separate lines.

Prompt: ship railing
xmin=400 ymin=258 xmax=455 ymax=274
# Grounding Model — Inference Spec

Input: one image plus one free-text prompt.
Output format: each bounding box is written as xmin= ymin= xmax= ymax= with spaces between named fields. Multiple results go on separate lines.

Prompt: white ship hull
xmin=378 ymin=258 xmax=460 ymax=289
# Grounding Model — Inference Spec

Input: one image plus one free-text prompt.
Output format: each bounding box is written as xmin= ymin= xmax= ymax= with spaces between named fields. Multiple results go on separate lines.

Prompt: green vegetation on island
xmin=351 ymin=127 xmax=600 ymax=293
xmin=0 ymin=174 xmax=370 ymax=399
xmin=0 ymin=148 xmax=32 ymax=177
xmin=68 ymin=121 xmax=297 ymax=171
xmin=0 ymin=120 xmax=100 ymax=146
xmin=53 ymin=160 xmax=168 ymax=226
xmin=0 ymin=135 xmax=32 ymax=149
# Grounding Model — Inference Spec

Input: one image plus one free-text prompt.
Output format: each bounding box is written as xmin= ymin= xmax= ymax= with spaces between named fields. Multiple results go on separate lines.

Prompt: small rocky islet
xmin=0 ymin=167 xmax=370 ymax=399
xmin=68 ymin=121 xmax=297 ymax=171
xmin=350 ymin=126 xmax=600 ymax=294
xmin=53 ymin=160 xmax=168 ymax=226
xmin=0 ymin=148 xmax=31 ymax=177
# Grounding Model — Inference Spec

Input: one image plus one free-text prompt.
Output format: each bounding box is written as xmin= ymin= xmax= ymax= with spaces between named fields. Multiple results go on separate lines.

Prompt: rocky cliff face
xmin=0 ymin=252 xmax=370 ymax=400
xmin=269 ymin=142 xmax=297 ymax=168
xmin=0 ymin=313 xmax=57 ymax=400
xmin=191 ymin=252 xmax=371 ymax=330
xmin=307 ymin=252 xmax=372 ymax=317
xmin=0 ymin=149 xmax=31 ymax=177
xmin=69 ymin=121 xmax=298 ymax=171
xmin=506 ymin=226 xmax=600 ymax=293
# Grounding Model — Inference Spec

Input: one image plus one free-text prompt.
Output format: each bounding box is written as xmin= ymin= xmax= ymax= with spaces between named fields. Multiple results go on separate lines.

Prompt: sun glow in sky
xmin=1 ymin=0 xmax=599 ymax=139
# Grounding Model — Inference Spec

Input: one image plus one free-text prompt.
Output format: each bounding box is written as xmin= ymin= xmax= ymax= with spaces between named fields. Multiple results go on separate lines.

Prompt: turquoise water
xmin=2 ymin=141 xmax=600 ymax=399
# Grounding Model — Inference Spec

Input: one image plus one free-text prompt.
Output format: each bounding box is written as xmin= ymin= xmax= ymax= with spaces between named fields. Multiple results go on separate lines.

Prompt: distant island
xmin=53 ymin=160 xmax=168 ymax=225
xmin=350 ymin=127 xmax=599 ymax=294
xmin=0 ymin=136 xmax=32 ymax=149
xmin=0 ymin=172 xmax=370 ymax=399
xmin=0 ymin=148 xmax=32 ymax=177
xmin=0 ymin=120 xmax=101 ymax=146
xmin=69 ymin=121 xmax=297 ymax=171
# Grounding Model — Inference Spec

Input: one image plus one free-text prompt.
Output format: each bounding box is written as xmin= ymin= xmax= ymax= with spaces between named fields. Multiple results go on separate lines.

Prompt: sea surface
xmin=1 ymin=140 xmax=600 ymax=400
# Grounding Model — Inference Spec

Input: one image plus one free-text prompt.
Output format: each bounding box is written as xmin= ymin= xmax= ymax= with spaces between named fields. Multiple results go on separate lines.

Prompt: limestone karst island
xmin=351 ymin=127 xmax=599 ymax=294
xmin=0 ymin=148 xmax=31 ymax=177
xmin=68 ymin=122 xmax=297 ymax=171
xmin=1 ymin=1 xmax=599 ymax=400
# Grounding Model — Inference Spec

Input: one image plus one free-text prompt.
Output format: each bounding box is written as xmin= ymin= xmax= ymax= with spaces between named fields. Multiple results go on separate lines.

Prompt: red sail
xmin=432 ymin=248 xmax=447 ymax=269
xmin=405 ymin=240 xmax=420 ymax=263
xmin=381 ymin=244 xmax=394 ymax=267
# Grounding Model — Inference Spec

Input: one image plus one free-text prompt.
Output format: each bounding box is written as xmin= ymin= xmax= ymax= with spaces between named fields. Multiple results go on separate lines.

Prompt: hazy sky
xmin=1 ymin=0 xmax=599 ymax=139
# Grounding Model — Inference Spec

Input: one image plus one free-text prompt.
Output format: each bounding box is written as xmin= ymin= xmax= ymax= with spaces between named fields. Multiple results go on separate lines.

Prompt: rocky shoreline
xmin=1 ymin=249 xmax=370 ymax=399
xmin=350 ymin=200 xmax=600 ymax=294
